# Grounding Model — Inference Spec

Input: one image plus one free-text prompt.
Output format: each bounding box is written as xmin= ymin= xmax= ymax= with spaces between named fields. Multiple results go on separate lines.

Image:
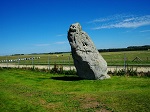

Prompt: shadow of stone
xmin=51 ymin=76 xmax=83 ymax=81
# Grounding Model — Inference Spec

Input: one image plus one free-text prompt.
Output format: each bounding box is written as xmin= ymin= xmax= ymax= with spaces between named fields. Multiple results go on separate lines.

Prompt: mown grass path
xmin=0 ymin=68 xmax=150 ymax=112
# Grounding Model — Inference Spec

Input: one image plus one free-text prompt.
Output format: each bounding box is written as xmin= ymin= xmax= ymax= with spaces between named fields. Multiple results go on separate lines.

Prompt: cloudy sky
xmin=0 ymin=0 xmax=150 ymax=55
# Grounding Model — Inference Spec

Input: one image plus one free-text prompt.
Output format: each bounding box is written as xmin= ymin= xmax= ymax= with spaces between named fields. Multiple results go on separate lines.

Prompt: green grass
xmin=0 ymin=68 xmax=150 ymax=112
xmin=0 ymin=51 xmax=150 ymax=66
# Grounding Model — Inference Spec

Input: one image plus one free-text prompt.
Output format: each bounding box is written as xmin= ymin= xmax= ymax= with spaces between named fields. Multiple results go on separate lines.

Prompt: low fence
xmin=0 ymin=55 xmax=150 ymax=72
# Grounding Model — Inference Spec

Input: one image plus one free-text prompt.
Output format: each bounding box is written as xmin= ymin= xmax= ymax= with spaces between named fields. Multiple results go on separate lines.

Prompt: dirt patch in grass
xmin=80 ymin=96 xmax=99 ymax=109
xmin=73 ymin=95 xmax=112 ymax=112
xmin=39 ymin=98 xmax=61 ymax=110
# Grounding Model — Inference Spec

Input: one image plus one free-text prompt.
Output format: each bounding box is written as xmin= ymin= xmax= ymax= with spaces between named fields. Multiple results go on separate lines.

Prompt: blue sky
xmin=0 ymin=0 xmax=150 ymax=55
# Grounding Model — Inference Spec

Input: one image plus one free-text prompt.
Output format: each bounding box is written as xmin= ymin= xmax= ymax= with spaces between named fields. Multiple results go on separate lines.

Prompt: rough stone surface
xmin=67 ymin=23 xmax=110 ymax=80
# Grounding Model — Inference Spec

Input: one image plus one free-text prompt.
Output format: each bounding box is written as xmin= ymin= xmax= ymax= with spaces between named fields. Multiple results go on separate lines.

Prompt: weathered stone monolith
xmin=67 ymin=23 xmax=110 ymax=80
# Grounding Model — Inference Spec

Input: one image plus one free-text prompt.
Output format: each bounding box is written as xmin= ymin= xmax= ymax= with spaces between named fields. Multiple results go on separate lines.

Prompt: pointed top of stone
xmin=69 ymin=22 xmax=82 ymax=32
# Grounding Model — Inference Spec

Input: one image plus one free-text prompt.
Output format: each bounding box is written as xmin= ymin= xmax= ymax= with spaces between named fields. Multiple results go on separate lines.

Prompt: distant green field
xmin=0 ymin=51 xmax=150 ymax=66
xmin=102 ymin=51 xmax=150 ymax=65
xmin=0 ymin=68 xmax=150 ymax=112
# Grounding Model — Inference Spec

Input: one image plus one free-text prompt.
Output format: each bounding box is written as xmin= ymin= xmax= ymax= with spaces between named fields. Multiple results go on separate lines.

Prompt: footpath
xmin=0 ymin=63 xmax=149 ymax=72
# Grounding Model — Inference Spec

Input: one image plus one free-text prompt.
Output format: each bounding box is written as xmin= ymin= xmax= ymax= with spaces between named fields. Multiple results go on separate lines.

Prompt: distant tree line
xmin=12 ymin=54 xmax=25 ymax=56
xmin=11 ymin=45 xmax=150 ymax=56
xmin=48 ymin=52 xmax=71 ymax=54
xmin=98 ymin=45 xmax=150 ymax=52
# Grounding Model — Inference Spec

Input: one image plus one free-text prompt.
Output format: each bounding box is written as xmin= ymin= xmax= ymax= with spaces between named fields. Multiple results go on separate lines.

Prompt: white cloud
xmin=54 ymin=41 xmax=68 ymax=44
xmin=88 ymin=18 xmax=110 ymax=23
xmin=140 ymin=30 xmax=150 ymax=32
xmin=56 ymin=34 xmax=66 ymax=37
xmin=123 ymin=18 xmax=135 ymax=22
xmin=91 ymin=14 xmax=150 ymax=30
xmin=34 ymin=41 xmax=68 ymax=47
xmin=89 ymin=14 xmax=133 ymax=23
xmin=35 ymin=44 xmax=50 ymax=46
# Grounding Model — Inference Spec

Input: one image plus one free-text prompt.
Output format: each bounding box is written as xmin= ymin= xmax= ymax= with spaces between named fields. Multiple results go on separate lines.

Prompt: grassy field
xmin=0 ymin=51 xmax=150 ymax=66
xmin=101 ymin=51 xmax=150 ymax=65
xmin=0 ymin=68 xmax=150 ymax=112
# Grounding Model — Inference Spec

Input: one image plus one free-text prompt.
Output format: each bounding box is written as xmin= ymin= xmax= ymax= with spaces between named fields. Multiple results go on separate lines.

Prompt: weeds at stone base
xmin=0 ymin=65 xmax=149 ymax=77
xmin=0 ymin=64 xmax=77 ymax=76
xmin=108 ymin=69 xmax=150 ymax=77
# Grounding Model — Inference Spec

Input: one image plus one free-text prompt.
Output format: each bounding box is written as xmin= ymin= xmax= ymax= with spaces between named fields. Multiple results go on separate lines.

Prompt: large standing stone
xmin=67 ymin=23 xmax=110 ymax=80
